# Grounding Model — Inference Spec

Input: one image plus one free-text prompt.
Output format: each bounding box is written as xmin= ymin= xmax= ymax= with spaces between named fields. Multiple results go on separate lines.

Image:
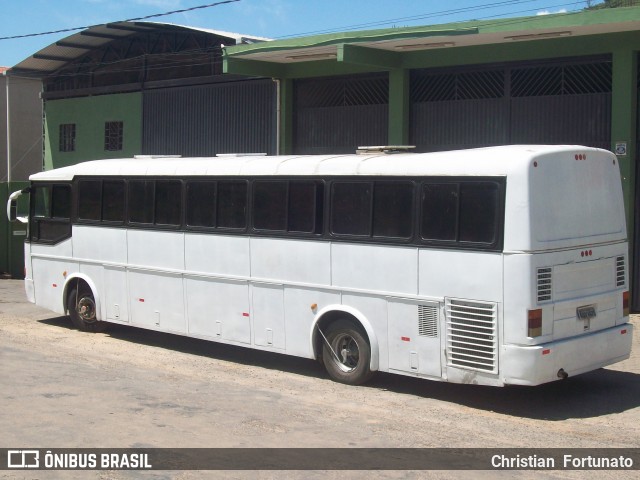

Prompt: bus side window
xmin=252 ymin=180 xmax=323 ymax=234
xmin=421 ymin=183 xmax=458 ymax=241
xmin=78 ymin=180 xmax=102 ymax=221
xmin=217 ymin=181 xmax=247 ymax=230
xmin=33 ymin=185 xmax=51 ymax=218
xmin=30 ymin=183 xmax=72 ymax=243
xmin=253 ymin=180 xmax=287 ymax=231
xmin=129 ymin=180 xmax=154 ymax=224
xmin=288 ymin=181 xmax=322 ymax=234
xmin=331 ymin=182 xmax=372 ymax=236
xmin=421 ymin=181 xmax=500 ymax=246
xmin=51 ymin=185 xmax=71 ymax=219
xmin=459 ymin=182 xmax=499 ymax=244
xmin=155 ymin=180 xmax=182 ymax=226
xmin=102 ymin=180 xmax=125 ymax=223
xmin=186 ymin=181 xmax=216 ymax=228
xmin=331 ymin=181 xmax=413 ymax=240
xmin=372 ymin=182 xmax=413 ymax=239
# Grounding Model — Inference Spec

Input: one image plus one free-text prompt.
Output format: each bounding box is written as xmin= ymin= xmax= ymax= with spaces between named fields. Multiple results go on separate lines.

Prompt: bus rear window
xmin=531 ymin=157 xmax=625 ymax=243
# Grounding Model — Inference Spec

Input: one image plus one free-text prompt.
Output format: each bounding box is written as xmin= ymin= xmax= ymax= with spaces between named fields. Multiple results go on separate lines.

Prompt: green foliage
xmin=586 ymin=0 xmax=640 ymax=9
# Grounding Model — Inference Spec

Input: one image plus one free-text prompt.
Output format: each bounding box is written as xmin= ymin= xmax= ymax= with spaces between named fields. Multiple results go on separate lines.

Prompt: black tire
xmin=321 ymin=320 xmax=374 ymax=385
xmin=67 ymin=287 xmax=107 ymax=333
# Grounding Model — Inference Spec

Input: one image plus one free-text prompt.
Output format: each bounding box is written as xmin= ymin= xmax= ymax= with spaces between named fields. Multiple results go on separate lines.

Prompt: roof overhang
xmin=224 ymin=7 xmax=640 ymax=77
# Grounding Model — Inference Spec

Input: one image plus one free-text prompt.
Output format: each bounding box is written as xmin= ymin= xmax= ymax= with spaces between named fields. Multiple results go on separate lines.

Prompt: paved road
xmin=1 ymin=279 xmax=639 ymax=479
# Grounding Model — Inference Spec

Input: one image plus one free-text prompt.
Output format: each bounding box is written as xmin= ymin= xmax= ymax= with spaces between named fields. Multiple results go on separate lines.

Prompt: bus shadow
xmin=39 ymin=316 xmax=326 ymax=379
xmin=368 ymin=368 xmax=640 ymax=421
xmin=39 ymin=316 xmax=640 ymax=421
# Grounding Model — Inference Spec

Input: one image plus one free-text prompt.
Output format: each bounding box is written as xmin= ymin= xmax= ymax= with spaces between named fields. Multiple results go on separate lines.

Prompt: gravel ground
xmin=1 ymin=279 xmax=639 ymax=480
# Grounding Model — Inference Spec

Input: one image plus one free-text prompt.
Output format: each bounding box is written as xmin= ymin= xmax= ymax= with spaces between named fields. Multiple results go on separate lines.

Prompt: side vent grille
xmin=616 ymin=256 xmax=626 ymax=287
xmin=418 ymin=304 xmax=438 ymax=338
xmin=446 ymin=299 xmax=498 ymax=374
xmin=537 ymin=267 xmax=552 ymax=302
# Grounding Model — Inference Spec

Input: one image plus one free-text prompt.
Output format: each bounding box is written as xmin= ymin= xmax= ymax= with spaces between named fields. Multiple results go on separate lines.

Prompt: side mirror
xmin=8 ymin=199 xmax=17 ymax=222
xmin=6 ymin=189 xmax=28 ymax=224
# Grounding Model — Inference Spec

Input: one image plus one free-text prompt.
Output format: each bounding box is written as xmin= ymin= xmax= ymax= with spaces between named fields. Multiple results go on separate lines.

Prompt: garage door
xmin=142 ymin=79 xmax=276 ymax=156
xmin=293 ymin=73 xmax=389 ymax=154
xmin=410 ymin=56 xmax=612 ymax=152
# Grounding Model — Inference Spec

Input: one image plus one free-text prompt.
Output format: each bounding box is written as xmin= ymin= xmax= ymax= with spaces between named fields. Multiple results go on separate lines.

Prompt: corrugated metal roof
xmin=9 ymin=21 xmax=270 ymax=77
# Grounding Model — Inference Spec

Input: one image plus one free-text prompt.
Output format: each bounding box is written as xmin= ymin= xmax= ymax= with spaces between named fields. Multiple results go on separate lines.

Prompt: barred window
xmin=104 ymin=121 xmax=124 ymax=151
xmin=59 ymin=124 xmax=76 ymax=152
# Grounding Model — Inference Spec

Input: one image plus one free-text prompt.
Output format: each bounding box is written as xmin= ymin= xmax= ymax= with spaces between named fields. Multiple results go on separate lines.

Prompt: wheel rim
xmin=330 ymin=333 xmax=360 ymax=373
xmin=77 ymin=296 xmax=96 ymax=323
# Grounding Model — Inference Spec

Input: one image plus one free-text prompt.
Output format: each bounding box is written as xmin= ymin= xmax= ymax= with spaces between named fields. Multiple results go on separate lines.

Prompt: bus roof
xmin=30 ymin=145 xmax=611 ymax=181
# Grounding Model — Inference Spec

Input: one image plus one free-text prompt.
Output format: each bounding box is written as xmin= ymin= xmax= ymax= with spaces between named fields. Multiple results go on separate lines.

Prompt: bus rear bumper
xmin=501 ymin=323 xmax=633 ymax=386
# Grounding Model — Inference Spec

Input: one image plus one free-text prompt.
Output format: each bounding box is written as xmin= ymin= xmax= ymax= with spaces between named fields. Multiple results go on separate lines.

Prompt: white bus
xmin=7 ymin=145 xmax=633 ymax=386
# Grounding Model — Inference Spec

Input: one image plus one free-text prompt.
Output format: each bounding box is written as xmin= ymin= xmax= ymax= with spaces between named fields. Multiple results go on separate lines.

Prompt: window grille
xmin=616 ymin=256 xmax=626 ymax=288
xmin=104 ymin=121 xmax=124 ymax=151
xmin=411 ymin=69 xmax=504 ymax=102
xmin=59 ymin=124 xmax=76 ymax=152
xmin=537 ymin=267 xmax=553 ymax=303
xmin=295 ymin=74 xmax=389 ymax=108
xmin=446 ymin=298 xmax=498 ymax=373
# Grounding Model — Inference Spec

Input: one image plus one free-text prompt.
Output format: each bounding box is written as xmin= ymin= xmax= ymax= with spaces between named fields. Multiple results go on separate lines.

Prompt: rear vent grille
xmin=446 ymin=299 xmax=498 ymax=374
xmin=616 ymin=256 xmax=626 ymax=287
xmin=418 ymin=304 xmax=438 ymax=338
xmin=537 ymin=267 xmax=552 ymax=302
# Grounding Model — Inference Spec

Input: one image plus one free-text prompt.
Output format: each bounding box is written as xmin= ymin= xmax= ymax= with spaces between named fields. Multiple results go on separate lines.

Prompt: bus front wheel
xmin=67 ymin=288 xmax=107 ymax=333
xmin=321 ymin=320 xmax=374 ymax=385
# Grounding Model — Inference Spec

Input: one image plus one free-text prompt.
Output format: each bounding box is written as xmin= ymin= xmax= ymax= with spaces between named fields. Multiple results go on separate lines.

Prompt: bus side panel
xmin=332 ymin=244 xmax=418 ymax=295
xmin=185 ymin=233 xmax=250 ymax=277
xmin=24 ymin=241 xmax=35 ymax=303
xmin=185 ymin=276 xmax=250 ymax=343
xmin=502 ymin=253 xmax=538 ymax=345
xmin=73 ymin=226 xmax=127 ymax=265
xmin=250 ymin=238 xmax=331 ymax=285
xmin=284 ymin=287 xmax=340 ymax=358
xmin=417 ymin=249 xmax=503 ymax=301
xmin=128 ymin=230 xmax=184 ymax=271
xmin=252 ymin=283 xmax=285 ymax=349
xmin=104 ymin=265 xmax=128 ymax=322
xmin=128 ymin=270 xmax=185 ymax=333
xmin=31 ymin=239 xmax=74 ymax=315
xmin=387 ymin=297 xmax=442 ymax=379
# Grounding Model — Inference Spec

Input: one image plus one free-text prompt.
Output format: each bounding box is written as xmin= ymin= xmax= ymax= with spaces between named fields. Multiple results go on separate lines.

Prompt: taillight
xmin=623 ymin=291 xmax=630 ymax=317
xmin=528 ymin=309 xmax=542 ymax=337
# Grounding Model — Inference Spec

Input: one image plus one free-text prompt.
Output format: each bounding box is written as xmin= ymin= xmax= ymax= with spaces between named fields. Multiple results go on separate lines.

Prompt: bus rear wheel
xmin=321 ymin=320 xmax=374 ymax=385
xmin=67 ymin=288 xmax=107 ymax=333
